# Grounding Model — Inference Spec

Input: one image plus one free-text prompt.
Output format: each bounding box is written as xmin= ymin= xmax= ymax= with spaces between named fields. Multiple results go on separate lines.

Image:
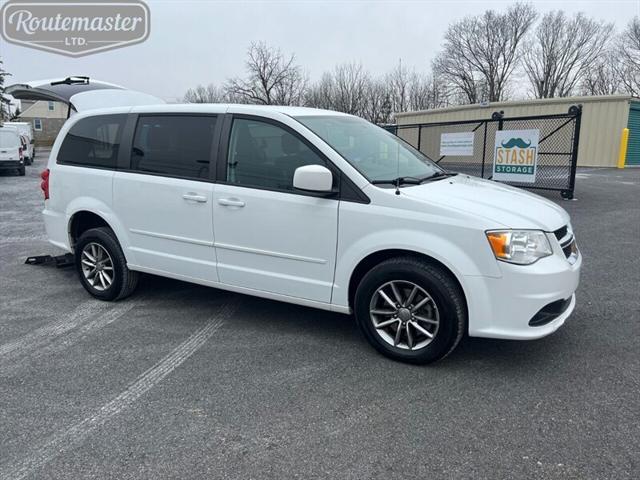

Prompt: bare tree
xmin=523 ymin=11 xmax=613 ymax=98
xmin=407 ymin=73 xmax=450 ymax=111
xmin=331 ymin=62 xmax=370 ymax=116
xmin=0 ymin=58 xmax=11 ymax=121
xmin=434 ymin=3 xmax=537 ymax=104
xmin=304 ymin=72 xmax=336 ymax=110
xmin=386 ymin=60 xmax=411 ymax=114
xmin=618 ymin=17 xmax=640 ymax=96
xmin=581 ymin=49 xmax=623 ymax=96
xmin=183 ymin=84 xmax=226 ymax=103
xmin=362 ymin=79 xmax=392 ymax=124
xmin=433 ymin=52 xmax=480 ymax=104
xmin=224 ymin=42 xmax=307 ymax=105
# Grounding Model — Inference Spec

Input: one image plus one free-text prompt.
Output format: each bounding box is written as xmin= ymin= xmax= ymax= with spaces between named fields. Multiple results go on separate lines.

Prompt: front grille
xmin=554 ymin=226 xmax=568 ymax=241
xmin=554 ymin=225 xmax=577 ymax=263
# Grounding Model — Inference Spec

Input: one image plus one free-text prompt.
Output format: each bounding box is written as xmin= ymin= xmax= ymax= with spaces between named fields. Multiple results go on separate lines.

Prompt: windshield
xmin=294 ymin=115 xmax=442 ymax=183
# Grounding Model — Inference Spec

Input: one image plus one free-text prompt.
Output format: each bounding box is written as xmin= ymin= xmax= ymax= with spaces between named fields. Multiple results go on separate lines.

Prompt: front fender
xmin=331 ymin=198 xmax=502 ymax=309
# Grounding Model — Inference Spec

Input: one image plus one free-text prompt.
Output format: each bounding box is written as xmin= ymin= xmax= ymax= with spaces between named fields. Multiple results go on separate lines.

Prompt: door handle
xmin=217 ymin=198 xmax=245 ymax=207
xmin=182 ymin=193 xmax=208 ymax=203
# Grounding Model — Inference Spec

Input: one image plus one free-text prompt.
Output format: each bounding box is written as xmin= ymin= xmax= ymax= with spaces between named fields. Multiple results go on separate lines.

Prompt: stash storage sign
xmin=493 ymin=129 xmax=539 ymax=183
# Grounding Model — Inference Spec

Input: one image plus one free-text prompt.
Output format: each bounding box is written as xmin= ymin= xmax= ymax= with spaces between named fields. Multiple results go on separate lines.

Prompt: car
xmin=0 ymin=125 xmax=31 ymax=166
xmin=0 ymin=126 xmax=26 ymax=176
xmin=5 ymin=122 xmax=35 ymax=164
xmin=0 ymin=125 xmax=30 ymax=165
xmin=19 ymin=134 xmax=32 ymax=165
xmin=34 ymin=100 xmax=581 ymax=364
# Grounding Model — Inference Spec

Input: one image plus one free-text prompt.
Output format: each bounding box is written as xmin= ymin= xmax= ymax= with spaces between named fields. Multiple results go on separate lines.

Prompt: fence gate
xmin=386 ymin=106 xmax=582 ymax=199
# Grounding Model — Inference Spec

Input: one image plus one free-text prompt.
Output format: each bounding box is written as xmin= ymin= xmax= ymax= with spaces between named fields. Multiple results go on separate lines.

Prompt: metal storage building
xmin=395 ymin=95 xmax=640 ymax=167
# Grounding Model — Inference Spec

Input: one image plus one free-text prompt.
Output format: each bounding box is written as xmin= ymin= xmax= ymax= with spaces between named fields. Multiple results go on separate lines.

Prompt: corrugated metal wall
xmin=395 ymin=95 xmax=633 ymax=167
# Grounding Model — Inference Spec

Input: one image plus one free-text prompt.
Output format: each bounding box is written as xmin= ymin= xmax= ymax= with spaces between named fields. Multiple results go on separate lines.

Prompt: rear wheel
xmin=75 ymin=227 xmax=139 ymax=301
xmin=18 ymin=167 xmax=25 ymax=176
xmin=354 ymin=257 xmax=466 ymax=364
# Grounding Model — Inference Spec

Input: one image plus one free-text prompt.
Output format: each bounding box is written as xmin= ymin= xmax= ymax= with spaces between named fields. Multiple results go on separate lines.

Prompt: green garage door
xmin=627 ymin=102 xmax=640 ymax=166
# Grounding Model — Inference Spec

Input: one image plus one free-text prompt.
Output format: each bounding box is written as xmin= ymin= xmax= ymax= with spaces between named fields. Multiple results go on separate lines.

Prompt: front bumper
xmin=465 ymin=249 xmax=581 ymax=340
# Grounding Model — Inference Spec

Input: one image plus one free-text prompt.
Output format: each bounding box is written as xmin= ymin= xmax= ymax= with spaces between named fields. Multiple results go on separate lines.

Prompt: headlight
xmin=486 ymin=230 xmax=552 ymax=265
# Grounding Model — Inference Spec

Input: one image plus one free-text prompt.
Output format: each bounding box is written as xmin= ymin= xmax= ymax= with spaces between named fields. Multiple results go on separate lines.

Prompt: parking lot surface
xmin=1 ymin=151 xmax=639 ymax=479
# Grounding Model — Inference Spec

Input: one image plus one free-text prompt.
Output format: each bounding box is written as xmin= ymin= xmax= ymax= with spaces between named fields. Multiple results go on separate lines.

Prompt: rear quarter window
xmin=57 ymin=114 xmax=127 ymax=169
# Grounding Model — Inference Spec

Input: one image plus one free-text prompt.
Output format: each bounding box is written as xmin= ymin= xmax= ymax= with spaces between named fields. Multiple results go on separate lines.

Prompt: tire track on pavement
xmin=0 ymin=300 xmax=112 ymax=359
xmin=1 ymin=301 xmax=237 ymax=480
xmin=0 ymin=299 xmax=146 ymax=375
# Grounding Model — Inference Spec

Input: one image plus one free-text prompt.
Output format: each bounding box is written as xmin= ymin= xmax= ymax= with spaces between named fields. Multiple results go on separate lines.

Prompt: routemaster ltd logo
xmin=493 ymin=129 xmax=540 ymax=183
xmin=0 ymin=0 xmax=150 ymax=57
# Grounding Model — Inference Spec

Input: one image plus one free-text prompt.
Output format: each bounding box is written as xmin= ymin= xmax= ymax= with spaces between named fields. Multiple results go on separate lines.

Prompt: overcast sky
xmin=1 ymin=0 xmax=639 ymax=102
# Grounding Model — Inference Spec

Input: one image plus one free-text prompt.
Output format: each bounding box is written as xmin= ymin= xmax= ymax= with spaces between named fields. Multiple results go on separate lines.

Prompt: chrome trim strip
xmin=129 ymin=229 xmax=214 ymax=247
xmin=559 ymin=234 xmax=574 ymax=247
xmin=214 ymin=242 xmax=327 ymax=264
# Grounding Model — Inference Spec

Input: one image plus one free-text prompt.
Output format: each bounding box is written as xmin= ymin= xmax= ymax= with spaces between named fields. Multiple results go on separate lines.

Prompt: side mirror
xmin=293 ymin=165 xmax=333 ymax=193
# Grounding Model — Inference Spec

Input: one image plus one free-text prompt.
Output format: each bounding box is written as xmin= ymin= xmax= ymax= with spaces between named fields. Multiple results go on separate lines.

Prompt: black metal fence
xmin=385 ymin=105 xmax=582 ymax=198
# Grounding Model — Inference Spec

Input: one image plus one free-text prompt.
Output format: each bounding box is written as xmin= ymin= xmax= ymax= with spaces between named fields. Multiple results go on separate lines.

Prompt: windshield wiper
xmin=371 ymin=176 xmax=422 ymax=186
xmin=371 ymin=173 xmax=459 ymax=193
xmin=419 ymin=171 xmax=458 ymax=183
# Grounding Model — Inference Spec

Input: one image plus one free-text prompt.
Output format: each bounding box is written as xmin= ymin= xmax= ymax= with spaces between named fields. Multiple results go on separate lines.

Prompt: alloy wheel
xmin=80 ymin=242 xmax=114 ymax=291
xmin=369 ymin=280 xmax=440 ymax=350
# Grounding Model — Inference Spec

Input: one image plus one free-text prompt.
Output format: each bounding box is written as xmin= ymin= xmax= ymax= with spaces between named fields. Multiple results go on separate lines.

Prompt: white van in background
xmin=0 ymin=127 xmax=25 ymax=176
xmin=5 ymin=122 xmax=35 ymax=164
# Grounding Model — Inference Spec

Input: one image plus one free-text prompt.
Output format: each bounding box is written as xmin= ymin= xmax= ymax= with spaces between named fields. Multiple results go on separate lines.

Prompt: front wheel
xmin=75 ymin=227 xmax=139 ymax=301
xmin=354 ymin=257 xmax=466 ymax=364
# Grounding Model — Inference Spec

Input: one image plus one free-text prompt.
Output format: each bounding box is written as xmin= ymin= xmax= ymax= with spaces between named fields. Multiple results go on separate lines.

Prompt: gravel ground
xmin=1 ymin=151 xmax=638 ymax=480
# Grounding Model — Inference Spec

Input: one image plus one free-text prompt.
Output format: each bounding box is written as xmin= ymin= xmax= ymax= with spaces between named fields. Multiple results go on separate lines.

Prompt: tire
xmin=354 ymin=257 xmax=466 ymax=364
xmin=75 ymin=227 xmax=139 ymax=301
xmin=18 ymin=167 xmax=25 ymax=176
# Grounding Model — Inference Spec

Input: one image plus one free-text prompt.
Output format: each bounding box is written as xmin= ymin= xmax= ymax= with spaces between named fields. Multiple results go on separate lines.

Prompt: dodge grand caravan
xmin=39 ymin=103 xmax=581 ymax=363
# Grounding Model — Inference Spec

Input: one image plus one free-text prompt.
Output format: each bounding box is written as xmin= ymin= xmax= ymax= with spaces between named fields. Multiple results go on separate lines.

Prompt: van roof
xmin=80 ymin=103 xmax=353 ymax=118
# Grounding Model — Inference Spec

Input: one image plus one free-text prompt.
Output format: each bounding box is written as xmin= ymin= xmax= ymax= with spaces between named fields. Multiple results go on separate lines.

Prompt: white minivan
xmin=15 ymin=78 xmax=581 ymax=363
xmin=40 ymin=104 xmax=582 ymax=363
xmin=0 ymin=126 xmax=26 ymax=176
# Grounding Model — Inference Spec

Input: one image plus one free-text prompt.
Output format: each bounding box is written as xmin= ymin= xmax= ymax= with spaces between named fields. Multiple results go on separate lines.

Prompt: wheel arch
xmin=347 ymin=249 xmax=468 ymax=312
xmin=68 ymin=210 xmax=112 ymax=248
xmin=67 ymin=208 xmax=133 ymax=264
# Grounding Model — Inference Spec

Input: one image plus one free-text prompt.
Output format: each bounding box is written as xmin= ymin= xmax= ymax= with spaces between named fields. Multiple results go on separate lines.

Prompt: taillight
xmin=40 ymin=169 xmax=50 ymax=200
xmin=19 ymin=147 xmax=23 ymax=160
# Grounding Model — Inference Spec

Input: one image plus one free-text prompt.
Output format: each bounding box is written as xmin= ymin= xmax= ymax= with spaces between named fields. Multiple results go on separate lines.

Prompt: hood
xmin=402 ymin=174 xmax=569 ymax=231
xmin=6 ymin=76 xmax=165 ymax=113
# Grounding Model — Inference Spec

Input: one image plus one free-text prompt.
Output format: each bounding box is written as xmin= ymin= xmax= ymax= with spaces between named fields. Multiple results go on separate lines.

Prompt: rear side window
xmin=131 ymin=115 xmax=217 ymax=180
xmin=57 ymin=114 xmax=126 ymax=168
